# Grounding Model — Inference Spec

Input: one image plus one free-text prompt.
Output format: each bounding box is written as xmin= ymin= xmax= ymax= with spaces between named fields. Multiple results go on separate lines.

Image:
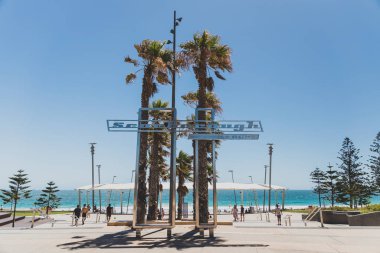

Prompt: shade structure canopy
xmin=154 ymin=182 xmax=272 ymax=190
xmin=207 ymin=182 xmax=270 ymax=190
xmin=75 ymin=183 xmax=134 ymax=191
xmin=96 ymin=183 xmax=134 ymax=191
xmin=259 ymin=184 xmax=287 ymax=190
xmin=75 ymin=182 xmax=286 ymax=191
xmin=76 ymin=184 xmax=104 ymax=190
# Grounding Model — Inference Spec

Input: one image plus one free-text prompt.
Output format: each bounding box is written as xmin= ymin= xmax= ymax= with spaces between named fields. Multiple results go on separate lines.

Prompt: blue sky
xmin=0 ymin=0 xmax=379 ymax=190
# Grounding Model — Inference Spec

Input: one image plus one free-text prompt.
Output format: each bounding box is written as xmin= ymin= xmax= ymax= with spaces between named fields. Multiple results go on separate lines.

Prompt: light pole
xmin=248 ymin=176 xmax=254 ymax=206
xmin=89 ymin=143 xmax=96 ymax=211
xmin=108 ymin=176 xmax=117 ymax=205
xmin=263 ymin=165 xmax=268 ymax=212
xmin=96 ymin=164 xmax=101 ymax=213
xmin=267 ymin=143 xmax=274 ymax=211
xmin=228 ymin=170 xmax=237 ymax=204
xmin=166 ymin=10 xmax=182 ymax=236
xmin=126 ymin=170 xmax=135 ymax=214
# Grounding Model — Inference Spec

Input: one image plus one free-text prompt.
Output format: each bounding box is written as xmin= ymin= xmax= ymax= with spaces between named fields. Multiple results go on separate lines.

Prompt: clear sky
xmin=0 ymin=0 xmax=379 ymax=190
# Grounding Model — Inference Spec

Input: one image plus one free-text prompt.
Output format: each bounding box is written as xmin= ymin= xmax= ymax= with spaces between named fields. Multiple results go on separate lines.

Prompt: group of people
xmin=231 ymin=203 xmax=283 ymax=225
xmin=232 ymin=204 xmax=246 ymax=222
xmin=73 ymin=204 xmax=113 ymax=226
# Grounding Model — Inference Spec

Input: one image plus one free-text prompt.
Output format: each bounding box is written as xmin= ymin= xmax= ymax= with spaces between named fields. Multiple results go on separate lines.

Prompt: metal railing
xmin=303 ymin=207 xmax=324 ymax=227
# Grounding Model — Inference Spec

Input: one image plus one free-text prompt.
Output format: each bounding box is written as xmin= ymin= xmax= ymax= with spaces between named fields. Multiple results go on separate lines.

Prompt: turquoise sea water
xmin=2 ymin=190 xmax=380 ymax=212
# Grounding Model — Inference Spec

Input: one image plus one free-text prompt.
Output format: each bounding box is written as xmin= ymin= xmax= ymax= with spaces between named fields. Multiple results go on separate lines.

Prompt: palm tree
xmin=176 ymin=151 xmax=192 ymax=220
xmin=181 ymin=91 xmax=222 ymax=114
xmin=125 ymin=40 xmax=172 ymax=223
xmin=147 ymin=99 xmax=171 ymax=220
xmin=181 ymin=31 xmax=232 ymax=223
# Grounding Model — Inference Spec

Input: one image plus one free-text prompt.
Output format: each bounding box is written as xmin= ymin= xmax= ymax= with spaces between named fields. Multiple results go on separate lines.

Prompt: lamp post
xmin=96 ymin=164 xmax=101 ymax=213
xmin=108 ymin=176 xmax=117 ymax=205
xmin=89 ymin=143 xmax=97 ymax=211
xmin=166 ymin=10 xmax=182 ymax=237
xmin=267 ymin=144 xmax=274 ymax=211
xmin=248 ymin=176 xmax=254 ymax=206
xmin=228 ymin=170 xmax=237 ymax=204
xmin=126 ymin=170 xmax=135 ymax=214
xmin=263 ymin=165 xmax=268 ymax=212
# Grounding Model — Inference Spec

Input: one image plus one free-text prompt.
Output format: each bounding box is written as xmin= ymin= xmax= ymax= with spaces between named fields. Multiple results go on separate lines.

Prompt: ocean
xmin=2 ymin=190 xmax=380 ymax=213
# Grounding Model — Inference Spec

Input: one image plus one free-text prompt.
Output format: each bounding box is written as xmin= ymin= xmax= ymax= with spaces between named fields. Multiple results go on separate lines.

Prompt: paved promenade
xmin=0 ymin=213 xmax=379 ymax=253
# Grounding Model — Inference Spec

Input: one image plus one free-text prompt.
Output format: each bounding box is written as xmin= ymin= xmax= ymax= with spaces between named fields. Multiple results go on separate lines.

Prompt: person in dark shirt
xmin=73 ymin=205 xmax=81 ymax=226
xmin=81 ymin=204 xmax=88 ymax=225
xmin=240 ymin=205 xmax=245 ymax=222
xmin=106 ymin=204 xmax=113 ymax=222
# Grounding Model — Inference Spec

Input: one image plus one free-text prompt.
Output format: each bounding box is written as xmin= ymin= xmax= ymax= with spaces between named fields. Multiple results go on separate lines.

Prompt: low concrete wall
xmin=302 ymin=211 xmax=361 ymax=224
xmin=348 ymin=212 xmax=380 ymax=226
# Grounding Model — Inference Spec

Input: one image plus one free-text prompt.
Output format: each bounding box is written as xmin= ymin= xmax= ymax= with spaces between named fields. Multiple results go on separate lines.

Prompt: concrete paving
xmin=0 ymin=212 xmax=379 ymax=253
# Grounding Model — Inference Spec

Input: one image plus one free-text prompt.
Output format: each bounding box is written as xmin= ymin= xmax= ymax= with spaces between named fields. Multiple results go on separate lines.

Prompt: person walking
xmin=232 ymin=205 xmax=238 ymax=221
xmin=106 ymin=204 xmax=113 ymax=222
xmin=81 ymin=204 xmax=88 ymax=225
xmin=275 ymin=204 xmax=282 ymax=225
xmin=86 ymin=205 xmax=91 ymax=218
xmin=240 ymin=205 xmax=245 ymax=222
xmin=73 ymin=205 xmax=81 ymax=226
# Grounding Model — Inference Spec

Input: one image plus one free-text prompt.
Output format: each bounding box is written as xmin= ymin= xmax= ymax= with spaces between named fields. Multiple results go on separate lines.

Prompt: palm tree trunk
xmin=136 ymin=75 xmax=151 ymax=224
xmin=197 ymin=58 xmax=209 ymax=224
xmin=147 ymin=133 xmax=160 ymax=220
xmin=177 ymin=172 xmax=184 ymax=220
xmin=192 ymin=140 xmax=196 ymax=221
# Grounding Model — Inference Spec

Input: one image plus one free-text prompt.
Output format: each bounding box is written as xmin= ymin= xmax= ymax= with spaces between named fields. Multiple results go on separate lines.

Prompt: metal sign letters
xmin=107 ymin=119 xmax=263 ymax=133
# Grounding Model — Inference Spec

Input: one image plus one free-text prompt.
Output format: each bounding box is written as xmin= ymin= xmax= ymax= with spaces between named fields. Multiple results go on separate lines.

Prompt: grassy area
xmin=283 ymin=209 xmax=309 ymax=214
xmin=4 ymin=210 xmax=71 ymax=217
xmin=284 ymin=204 xmax=380 ymax=214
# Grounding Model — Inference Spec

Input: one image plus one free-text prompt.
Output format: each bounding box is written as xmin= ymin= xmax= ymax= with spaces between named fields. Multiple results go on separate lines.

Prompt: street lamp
xmin=267 ymin=143 xmax=274 ymax=211
xmin=108 ymin=176 xmax=117 ymax=205
xmin=228 ymin=170 xmax=237 ymax=204
xmin=263 ymin=165 xmax=268 ymax=212
xmin=248 ymin=176 xmax=254 ymax=206
xmin=166 ymin=11 xmax=182 ymax=235
xmin=89 ymin=143 xmax=97 ymax=211
xmin=126 ymin=170 xmax=135 ymax=214
xmin=96 ymin=164 xmax=101 ymax=213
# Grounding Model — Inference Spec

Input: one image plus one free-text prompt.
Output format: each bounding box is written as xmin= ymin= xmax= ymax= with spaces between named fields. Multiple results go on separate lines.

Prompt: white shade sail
xmin=76 ymin=184 xmax=104 ymax=190
xmin=259 ymin=184 xmax=287 ymax=190
xmin=95 ymin=183 xmax=135 ymax=190
xmin=76 ymin=182 xmax=286 ymax=191
xmin=208 ymin=182 xmax=270 ymax=190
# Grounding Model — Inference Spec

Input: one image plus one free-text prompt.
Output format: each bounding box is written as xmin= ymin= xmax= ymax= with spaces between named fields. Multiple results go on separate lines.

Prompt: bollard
xmin=31 ymin=209 xmax=36 ymax=228
xmin=209 ymin=228 xmax=214 ymax=238
xmin=136 ymin=229 xmax=142 ymax=239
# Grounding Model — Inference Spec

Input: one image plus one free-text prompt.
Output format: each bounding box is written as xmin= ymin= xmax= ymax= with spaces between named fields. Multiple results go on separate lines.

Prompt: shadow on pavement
xmin=57 ymin=229 xmax=268 ymax=250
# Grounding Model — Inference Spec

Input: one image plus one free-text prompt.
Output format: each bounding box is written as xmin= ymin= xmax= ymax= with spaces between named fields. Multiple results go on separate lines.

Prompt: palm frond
xmin=124 ymin=56 xmax=139 ymax=66
xmin=126 ymin=73 xmax=137 ymax=84
xmin=214 ymin=71 xmax=226 ymax=80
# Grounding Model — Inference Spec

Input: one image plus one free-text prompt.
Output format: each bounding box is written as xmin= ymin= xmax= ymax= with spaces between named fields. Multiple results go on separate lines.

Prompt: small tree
xmin=368 ymin=132 xmax=380 ymax=193
xmin=336 ymin=137 xmax=368 ymax=208
xmin=0 ymin=170 xmax=31 ymax=227
xmin=322 ymin=164 xmax=339 ymax=207
xmin=176 ymin=151 xmax=192 ymax=220
xmin=310 ymin=167 xmax=327 ymax=207
xmin=35 ymin=181 xmax=61 ymax=214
